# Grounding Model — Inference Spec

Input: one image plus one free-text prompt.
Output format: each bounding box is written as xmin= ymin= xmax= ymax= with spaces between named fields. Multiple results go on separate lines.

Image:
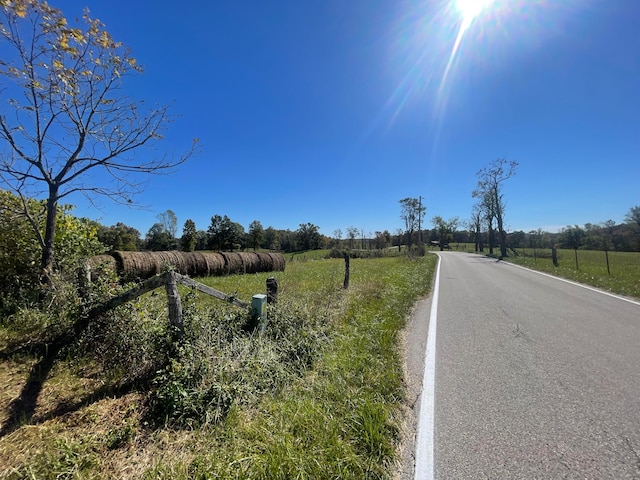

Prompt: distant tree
xmin=469 ymin=205 xmax=483 ymax=252
xmin=195 ymin=230 xmax=208 ymax=251
xmin=625 ymin=206 xmax=640 ymax=230
xmin=263 ymin=226 xmax=279 ymax=251
xmin=625 ymin=206 xmax=640 ymax=248
xmin=509 ymin=230 xmax=526 ymax=249
xmin=0 ymin=2 xmax=196 ymax=281
xmin=248 ymin=220 xmax=265 ymax=251
xmin=97 ymin=222 xmax=141 ymax=251
xmin=180 ymin=219 xmax=197 ymax=252
xmin=296 ymin=223 xmax=322 ymax=251
xmin=158 ymin=210 xmax=178 ymax=239
xmin=207 ymin=215 xmax=244 ymax=251
xmin=346 ymin=226 xmax=359 ymax=250
xmin=207 ymin=215 xmax=224 ymax=251
xmin=145 ymin=222 xmax=177 ymax=251
xmin=560 ymin=225 xmax=585 ymax=269
xmin=473 ymin=159 xmax=518 ymax=258
xmin=374 ymin=230 xmax=391 ymax=249
xmin=432 ymin=216 xmax=459 ymax=250
xmin=399 ymin=197 xmax=426 ymax=250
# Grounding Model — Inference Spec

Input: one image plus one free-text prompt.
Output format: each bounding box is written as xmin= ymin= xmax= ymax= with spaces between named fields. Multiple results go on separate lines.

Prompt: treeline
xmin=98 ymin=210 xmax=331 ymax=253
xmin=508 ymin=220 xmax=640 ymax=253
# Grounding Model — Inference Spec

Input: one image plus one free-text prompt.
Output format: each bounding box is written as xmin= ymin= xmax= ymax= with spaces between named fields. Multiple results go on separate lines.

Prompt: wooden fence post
xmin=164 ymin=270 xmax=183 ymax=338
xmin=343 ymin=253 xmax=350 ymax=289
xmin=266 ymin=277 xmax=278 ymax=304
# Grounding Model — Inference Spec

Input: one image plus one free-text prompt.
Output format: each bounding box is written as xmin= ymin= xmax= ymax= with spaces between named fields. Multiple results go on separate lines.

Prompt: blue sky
xmin=49 ymin=0 xmax=639 ymax=237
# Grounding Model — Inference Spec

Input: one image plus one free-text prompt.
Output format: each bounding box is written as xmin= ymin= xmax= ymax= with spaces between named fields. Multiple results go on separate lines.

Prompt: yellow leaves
xmin=98 ymin=30 xmax=111 ymax=48
xmin=14 ymin=4 xmax=27 ymax=18
xmin=59 ymin=32 xmax=69 ymax=49
xmin=52 ymin=59 xmax=63 ymax=69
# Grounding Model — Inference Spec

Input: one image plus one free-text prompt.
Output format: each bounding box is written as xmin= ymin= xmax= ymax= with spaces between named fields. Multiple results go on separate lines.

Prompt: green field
xmin=0 ymin=254 xmax=437 ymax=478
xmin=504 ymin=248 xmax=640 ymax=300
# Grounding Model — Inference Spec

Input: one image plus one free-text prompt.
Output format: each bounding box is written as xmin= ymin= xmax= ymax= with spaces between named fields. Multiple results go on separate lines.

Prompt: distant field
xmin=504 ymin=248 xmax=640 ymax=300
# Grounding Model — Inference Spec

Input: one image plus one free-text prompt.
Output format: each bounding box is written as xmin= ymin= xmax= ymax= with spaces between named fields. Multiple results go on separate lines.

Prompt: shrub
xmin=148 ymin=295 xmax=331 ymax=428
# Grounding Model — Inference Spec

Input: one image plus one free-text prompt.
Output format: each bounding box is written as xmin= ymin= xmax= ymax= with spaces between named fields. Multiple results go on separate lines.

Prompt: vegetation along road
xmin=410 ymin=251 xmax=640 ymax=479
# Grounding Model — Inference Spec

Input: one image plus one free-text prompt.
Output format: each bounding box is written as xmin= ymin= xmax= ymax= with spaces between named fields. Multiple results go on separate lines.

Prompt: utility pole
xmin=418 ymin=195 xmax=423 ymax=246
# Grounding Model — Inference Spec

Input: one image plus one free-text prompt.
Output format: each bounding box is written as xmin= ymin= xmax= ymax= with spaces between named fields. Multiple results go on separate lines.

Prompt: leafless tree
xmin=0 ymin=2 xmax=197 ymax=280
xmin=472 ymin=158 xmax=517 ymax=258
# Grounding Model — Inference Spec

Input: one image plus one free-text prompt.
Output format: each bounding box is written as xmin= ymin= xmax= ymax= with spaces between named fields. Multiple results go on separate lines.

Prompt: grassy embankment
xmin=0 ymin=254 xmax=437 ymax=478
xmin=501 ymin=248 xmax=640 ymax=300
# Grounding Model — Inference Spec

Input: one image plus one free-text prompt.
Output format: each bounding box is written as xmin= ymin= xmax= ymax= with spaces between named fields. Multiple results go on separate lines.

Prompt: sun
xmin=455 ymin=0 xmax=492 ymax=29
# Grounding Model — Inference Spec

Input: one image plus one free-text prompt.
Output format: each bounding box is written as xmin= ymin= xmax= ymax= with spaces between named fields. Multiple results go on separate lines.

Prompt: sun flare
xmin=456 ymin=0 xmax=492 ymax=29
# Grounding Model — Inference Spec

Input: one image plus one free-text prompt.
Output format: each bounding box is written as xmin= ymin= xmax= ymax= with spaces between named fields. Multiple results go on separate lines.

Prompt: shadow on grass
xmin=0 ymin=333 xmax=69 ymax=437
xmin=0 ymin=329 xmax=149 ymax=438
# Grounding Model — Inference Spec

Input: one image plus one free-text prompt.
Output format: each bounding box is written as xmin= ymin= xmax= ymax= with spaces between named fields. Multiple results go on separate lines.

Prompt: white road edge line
xmin=414 ymin=253 xmax=441 ymax=480
xmin=503 ymin=261 xmax=640 ymax=307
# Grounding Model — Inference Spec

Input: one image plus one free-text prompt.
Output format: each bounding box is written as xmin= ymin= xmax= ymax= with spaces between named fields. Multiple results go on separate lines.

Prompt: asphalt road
xmin=417 ymin=251 xmax=640 ymax=479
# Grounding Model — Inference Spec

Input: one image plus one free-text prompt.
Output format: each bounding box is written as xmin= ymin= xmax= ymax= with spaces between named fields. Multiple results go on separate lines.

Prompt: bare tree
xmin=469 ymin=204 xmax=483 ymax=252
xmin=399 ymin=197 xmax=426 ymax=250
xmin=0 ymin=2 xmax=197 ymax=280
xmin=158 ymin=209 xmax=178 ymax=239
xmin=346 ymin=226 xmax=359 ymax=250
xmin=473 ymin=158 xmax=517 ymax=258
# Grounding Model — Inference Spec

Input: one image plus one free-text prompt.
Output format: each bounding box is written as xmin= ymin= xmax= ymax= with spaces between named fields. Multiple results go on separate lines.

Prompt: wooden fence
xmin=80 ymin=271 xmax=278 ymax=340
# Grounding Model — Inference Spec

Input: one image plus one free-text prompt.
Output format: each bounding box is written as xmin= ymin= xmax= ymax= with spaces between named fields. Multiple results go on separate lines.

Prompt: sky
xmin=10 ymin=0 xmax=640 ymax=237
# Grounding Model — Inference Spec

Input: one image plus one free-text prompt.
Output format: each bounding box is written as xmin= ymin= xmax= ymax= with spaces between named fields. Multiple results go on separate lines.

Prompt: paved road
xmin=419 ymin=251 xmax=640 ymax=479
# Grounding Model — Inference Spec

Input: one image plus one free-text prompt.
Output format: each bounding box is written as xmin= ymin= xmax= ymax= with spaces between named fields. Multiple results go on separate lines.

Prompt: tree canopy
xmin=0 ymin=1 xmax=196 ymax=279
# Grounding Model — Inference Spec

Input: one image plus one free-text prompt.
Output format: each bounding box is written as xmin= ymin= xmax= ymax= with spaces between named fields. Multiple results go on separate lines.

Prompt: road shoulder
xmin=395 ymin=293 xmax=433 ymax=479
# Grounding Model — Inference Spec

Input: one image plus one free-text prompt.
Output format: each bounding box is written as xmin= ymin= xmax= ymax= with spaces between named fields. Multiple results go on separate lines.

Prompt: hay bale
xmin=268 ymin=252 xmax=286 ymax=272
xmin=202 ymin=252 xmax=225 ymax=276
xmin=183 ymin=252 xmax=208 ymax=277
xmin=256 ymin=252 xmax=272 ymax=272
xmin=220 ymin=252 xmax=244 ymax=275
xmin=112 ymin=251 xmax=160 ymax=280
xmin=239 ymin=252 xmax=261 ymax=274
xmin=153 ymin=251 xmax=186 ymax=274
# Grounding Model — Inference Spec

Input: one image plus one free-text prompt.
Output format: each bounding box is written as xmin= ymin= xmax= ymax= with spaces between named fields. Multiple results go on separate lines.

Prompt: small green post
xmin=252 ymin=294 xmax=267 ymax=333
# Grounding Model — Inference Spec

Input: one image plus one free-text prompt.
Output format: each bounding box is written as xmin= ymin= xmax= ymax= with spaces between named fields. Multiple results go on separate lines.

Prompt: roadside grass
xmin=502 ymin=248 xmax=640 ymax=299
xmin=0 ymin=254 xmax=437 ymax=478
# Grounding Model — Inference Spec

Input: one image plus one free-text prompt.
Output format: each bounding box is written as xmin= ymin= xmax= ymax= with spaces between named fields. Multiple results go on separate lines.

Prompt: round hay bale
xmin=203 ymin=252 xmax=225 ymax=276
xmin=267 ymin=252 xmax=286 ymax=272
xmin=256 ymin=252 xmax=272 ymax=272
xmin=112 ymin=251 xmax=160 ymax=280
xmin=239 ymin=252 xmax=261 ymax=274
xmin=183 ymin=252 xmax=208 ymax=277
xmin=220 ymin=252 xmax=244 ymax=275
xmin=151 ymin=251 xmax=184 ymax=274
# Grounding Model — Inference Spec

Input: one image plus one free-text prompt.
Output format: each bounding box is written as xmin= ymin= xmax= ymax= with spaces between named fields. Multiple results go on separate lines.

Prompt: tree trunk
xmin=40 ymin=186 xmax=59 ymax=283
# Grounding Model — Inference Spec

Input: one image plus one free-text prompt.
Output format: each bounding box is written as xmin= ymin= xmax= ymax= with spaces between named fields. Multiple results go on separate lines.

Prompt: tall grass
xmin=505 ymin=248 xmax=640 ymax=299
xmin=0 ymin=254 xmax=437 ymax=479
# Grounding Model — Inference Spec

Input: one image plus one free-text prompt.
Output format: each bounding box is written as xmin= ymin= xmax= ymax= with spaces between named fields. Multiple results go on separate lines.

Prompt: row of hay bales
xmin=88 ymin=251 xmax=285 ymax=281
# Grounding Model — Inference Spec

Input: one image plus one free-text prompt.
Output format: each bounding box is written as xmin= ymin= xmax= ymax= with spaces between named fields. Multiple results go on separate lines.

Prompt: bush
xmin=0 ymin=190 xmax=104 ymax=316
xmin=148 ymin=296 xmax=331 ymax=428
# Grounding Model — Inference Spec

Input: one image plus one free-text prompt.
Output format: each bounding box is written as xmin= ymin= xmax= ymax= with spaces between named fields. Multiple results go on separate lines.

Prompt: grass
xmin=0 ymin=254 xmax=438 ymax=479
xmin=502 ymin=248 xmax=640 ymax=299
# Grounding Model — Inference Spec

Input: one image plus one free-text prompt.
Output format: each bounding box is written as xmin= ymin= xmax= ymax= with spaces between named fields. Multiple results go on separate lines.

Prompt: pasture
xmin=505 ymin=248 xmax=640 ymax=300
xmin=0 ymin=254 xmax=437 ymax=478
